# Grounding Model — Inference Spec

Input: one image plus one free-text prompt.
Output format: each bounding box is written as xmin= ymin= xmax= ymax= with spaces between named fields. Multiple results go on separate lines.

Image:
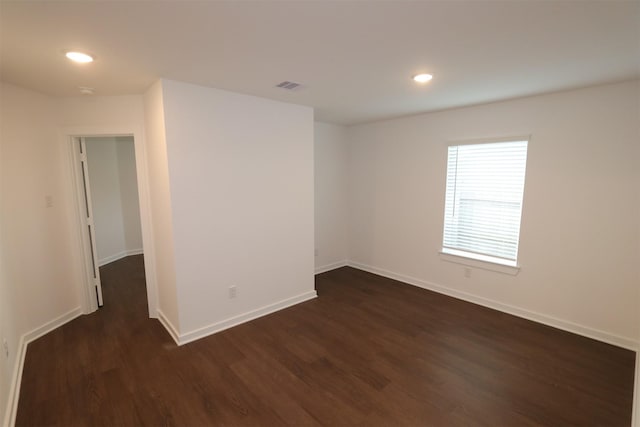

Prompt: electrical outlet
xmin=45 ymin=195 xmax=53 ymax=208
xmin=3 ymin=339 xmax=8 ymax=358
xmin=228 ymin=286 xmax=237 ymax=299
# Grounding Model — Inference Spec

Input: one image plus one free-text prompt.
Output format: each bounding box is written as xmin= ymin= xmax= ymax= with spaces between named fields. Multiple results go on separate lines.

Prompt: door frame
xmin=63 ymin=125 xmax=158 ymax=317
xmin=71 ymin=136 xmax=104 ymax=307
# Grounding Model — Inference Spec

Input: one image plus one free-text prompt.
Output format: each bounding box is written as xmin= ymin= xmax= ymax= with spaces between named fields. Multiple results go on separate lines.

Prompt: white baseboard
xmin=178 ymin=291 xmax=318 ymax=346
xmin=98 ymin=248 xmax=144 ymax=267
xmin=156 ymin=309 xmax=180 ymax=346
xmin=315 ymin=260 xmax=348 ymax=275
xmin=3 ymin=336 xmax=25 ymax=427
xmin=346 ymin=260 xmax=638 ymax=351
xmin=4 ymin=307 xmax=83 ymax=427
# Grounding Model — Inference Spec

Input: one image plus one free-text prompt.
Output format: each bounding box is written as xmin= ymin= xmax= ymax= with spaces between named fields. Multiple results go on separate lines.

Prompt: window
xmin=442 ymin=138 xmax=528 ymax=268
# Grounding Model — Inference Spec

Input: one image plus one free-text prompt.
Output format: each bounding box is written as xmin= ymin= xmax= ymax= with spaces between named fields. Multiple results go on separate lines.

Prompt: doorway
xmin=70 ymin=133 xmax=155 ymax=314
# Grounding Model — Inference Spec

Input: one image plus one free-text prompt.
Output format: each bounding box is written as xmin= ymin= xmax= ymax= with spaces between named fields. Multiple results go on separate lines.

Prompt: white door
xmin=75 ymin=137 xmax=104 ymax=306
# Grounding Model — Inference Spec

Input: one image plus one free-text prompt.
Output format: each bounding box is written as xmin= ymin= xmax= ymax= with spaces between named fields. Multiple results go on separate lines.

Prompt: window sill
xmin=439 ymin=249 xmax=521 ymax=276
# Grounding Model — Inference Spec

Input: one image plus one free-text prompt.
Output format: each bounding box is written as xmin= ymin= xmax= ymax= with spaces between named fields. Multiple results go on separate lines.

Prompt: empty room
xmin=0 ymin=1 xmax=639 ymax=426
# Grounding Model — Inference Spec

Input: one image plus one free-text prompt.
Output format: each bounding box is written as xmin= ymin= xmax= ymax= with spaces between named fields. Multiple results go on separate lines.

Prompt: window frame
xmin=439 ymin=135 xmax=530 ymax=275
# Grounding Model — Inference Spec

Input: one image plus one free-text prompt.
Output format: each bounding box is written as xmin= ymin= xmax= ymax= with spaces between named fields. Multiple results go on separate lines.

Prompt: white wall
xmin=160 ymin=79 xmax=316 ymax=340
xmin=0 ymin=84 xmax=84 ymax=332
xmin=0 ymin=83 xmax=83 ymax=425
xmin=0 ymin=84 xmax=153 ymax=424
xmin=117 ymin=137 xmax=143 ymax=253
xmin=56 ymin=95 xmax=145 ymax=129
xmin=143 ymin=81 xmax=180 ymax=332
xmin=86 ymin=137 xmax=126 ymax=263
xmin=347 ymin=80 xmax=640 ymax=347
xmin=86 ymin=136 xmax=142 ymax=265
xmin=314 ymin=122 xmax=348 ymax=272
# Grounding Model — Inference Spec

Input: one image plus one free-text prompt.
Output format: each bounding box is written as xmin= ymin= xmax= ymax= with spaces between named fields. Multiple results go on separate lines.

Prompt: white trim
xmin=3 ymin=307 xmax=83 ymax=427
xmin=22 ymin=308 xmax=84 ymax=344
xmin=315 ymin=260 xmax=348 ymax=274
xmin=446 ymin=134 xmax=531 ymax=147
xmin=156 ymin=309 xmax=180 ymax=346
xmin=177 ymin=291 xmax=318 ymax=345
xmin=346 ymin=260 xmax=638 ymax=351
xmin=98 ymin=248 xmax=144 ymax=267
xmin=4 ymin=337 xmax=26 ymax=427
xmin=439 ymin=250 xmax=520 ymax=275
xmin=67 ymin=135 xmax=99 ymax=314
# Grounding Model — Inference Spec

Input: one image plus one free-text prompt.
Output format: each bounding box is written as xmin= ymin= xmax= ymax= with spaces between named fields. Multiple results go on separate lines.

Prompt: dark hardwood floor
xmin=16 ymin=255 xmax=635 ymax=426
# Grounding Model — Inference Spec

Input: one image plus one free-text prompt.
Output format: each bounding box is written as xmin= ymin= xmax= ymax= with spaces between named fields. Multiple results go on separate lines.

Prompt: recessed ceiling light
xmin=65 ymin=51 xmax=94 ymax=63
xmin=413 ymin=73 xmax=433 ymax=83
xmin=78 ymin=86 xmax=95 ymax=95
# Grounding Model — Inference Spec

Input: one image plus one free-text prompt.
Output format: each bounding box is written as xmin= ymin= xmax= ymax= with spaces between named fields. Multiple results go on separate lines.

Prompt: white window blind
xmin=442 ymin=140 xmax=528 ymax=265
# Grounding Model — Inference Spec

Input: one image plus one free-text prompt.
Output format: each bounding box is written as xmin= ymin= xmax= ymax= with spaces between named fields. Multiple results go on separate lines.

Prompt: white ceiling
xmin=1 ymin=1 xmax=638 ymax=125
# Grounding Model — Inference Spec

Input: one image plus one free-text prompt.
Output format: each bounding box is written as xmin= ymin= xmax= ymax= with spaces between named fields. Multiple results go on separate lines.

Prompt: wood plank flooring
xmin=16 ymin=255 xmax=635 ymax=426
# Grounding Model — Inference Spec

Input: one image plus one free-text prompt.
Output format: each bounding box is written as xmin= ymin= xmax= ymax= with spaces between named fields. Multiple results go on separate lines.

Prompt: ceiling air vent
xmin=275 ymin=81 xmax=303 ymax=91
